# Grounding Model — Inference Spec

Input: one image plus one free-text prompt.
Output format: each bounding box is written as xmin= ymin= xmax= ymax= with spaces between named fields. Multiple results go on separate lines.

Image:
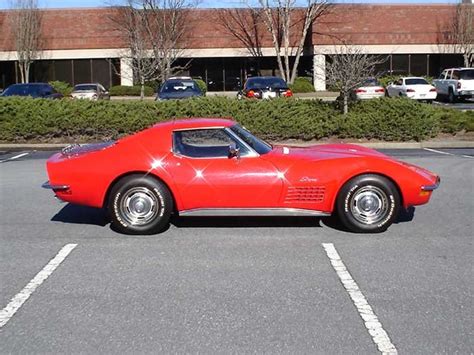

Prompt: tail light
xmin=283 ymin=89 xmax=293 ymax=97
xmin=375 ymin=88 xmax=385 ymax=93
xmin=430 ymin=88 xmax=437 ymax=92
xmin=406 ymin=89 xmax=415 ymax=93
xmin=355 ymin=89 xmax=366 ymax=93
xmin=246 ymin=90 xmax=255 ymax=98
xmin=457 ymin=82 xmax=462 ymax=90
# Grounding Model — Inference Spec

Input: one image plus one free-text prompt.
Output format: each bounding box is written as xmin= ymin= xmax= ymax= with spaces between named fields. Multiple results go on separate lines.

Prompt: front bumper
xmin=421 ymin=176 xmax=441 ymax=191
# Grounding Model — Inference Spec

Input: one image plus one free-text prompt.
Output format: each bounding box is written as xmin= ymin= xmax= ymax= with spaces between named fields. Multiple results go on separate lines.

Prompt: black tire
xmin=108 ymin=175 xmax=173 ymax=235
xmin=336 ymin=174 xmax=400 ymax=233
xmin=448 ymin=89 xmax=456 ymax=104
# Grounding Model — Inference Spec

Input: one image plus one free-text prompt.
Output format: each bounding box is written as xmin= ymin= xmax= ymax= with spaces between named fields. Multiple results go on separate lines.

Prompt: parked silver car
xmin=70 ymin=83 xmax=110 ymax=100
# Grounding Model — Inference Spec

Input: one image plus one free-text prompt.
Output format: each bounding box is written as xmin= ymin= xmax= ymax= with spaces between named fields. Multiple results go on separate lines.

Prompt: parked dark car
xmin=0 ymin=83 xmax=63 ymax=99
xmin=156 ymin=77 xmax=203 ymax=100
xmin=238 ymin=76 xmax=293 ymax=99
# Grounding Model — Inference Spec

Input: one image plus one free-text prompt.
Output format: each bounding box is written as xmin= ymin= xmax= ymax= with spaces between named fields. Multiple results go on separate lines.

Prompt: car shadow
xmin=171 ymin=216 xmax=323 ymax=229
xmin=51 ymin=203 xmax=109 ymax=227
xmin=51 ymin=204 xmax=415 ymax=232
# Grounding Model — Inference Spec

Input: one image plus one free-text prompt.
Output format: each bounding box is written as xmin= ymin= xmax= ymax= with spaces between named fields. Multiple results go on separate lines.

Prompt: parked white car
xmin=70 ymin=83 xmax=110 ymax=100
xmin=352 ymin=78 xmax=385 ymax=100
xmin=432 ymin=68 xmax=474 ymax=103
xmin=386 ymin=77 xmax=437 ymax=103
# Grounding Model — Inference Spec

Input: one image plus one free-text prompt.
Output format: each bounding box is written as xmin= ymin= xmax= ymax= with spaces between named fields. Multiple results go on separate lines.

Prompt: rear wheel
xmin=336 ymin=174 xmax=400 ymax=233
xmin=108 ymin=175 xmax=173 ymax=234
xmin=448 ymin=89 xmax=456 ymax=104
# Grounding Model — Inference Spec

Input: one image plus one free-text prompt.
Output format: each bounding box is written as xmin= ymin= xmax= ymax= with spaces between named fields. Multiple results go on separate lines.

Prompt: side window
xmin=396 ymin=79 xmax=403 ymax=86
xmin=438 ymin=71 xmax=447 ymax=80
xmin=173 ymin=129 xmax=249 ymax=158
xmin=447 ymin=70 xmax=453 ymax=79
xmin=451 ymin=70 xmax=460 ymax=80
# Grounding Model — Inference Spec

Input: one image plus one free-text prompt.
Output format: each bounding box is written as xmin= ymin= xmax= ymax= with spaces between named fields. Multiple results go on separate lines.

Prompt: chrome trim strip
xmin=421 ymin=177 xmax=440 ymax=191
xmin=41 ymin=181 xmax=70 ymax=191
xmin=179 ymin=208 xmax=331 ymax=217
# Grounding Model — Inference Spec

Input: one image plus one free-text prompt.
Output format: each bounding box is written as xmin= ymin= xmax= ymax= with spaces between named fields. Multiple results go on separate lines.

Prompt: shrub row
xmin=109 ymin=85 xmax=155 ymax=97
xmin=289 ymin=77 xmax=315 ymax=93
xmin=0 ymin=96 xmax=472 ymax=143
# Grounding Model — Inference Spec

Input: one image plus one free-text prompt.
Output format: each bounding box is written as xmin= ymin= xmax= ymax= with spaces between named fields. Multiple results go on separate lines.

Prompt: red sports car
xmin=43 ymin=118 xmax=440 ymax=234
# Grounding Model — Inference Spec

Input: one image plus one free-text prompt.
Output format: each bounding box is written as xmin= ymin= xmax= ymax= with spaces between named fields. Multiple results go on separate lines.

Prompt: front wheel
xmin=336 ymin=174 xmax=400 ymax=233
xmin=108 ymin=175 xmax=173 ymax=235
xmin=448 ymin=89 xmax=456 ymax=104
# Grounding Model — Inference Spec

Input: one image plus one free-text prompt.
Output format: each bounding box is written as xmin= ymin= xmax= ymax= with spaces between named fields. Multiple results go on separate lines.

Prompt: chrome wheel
xmin=349 ymin=185 xmax=389 ymax=225
xmin=120 ymin=187 xmax=159 ymax=226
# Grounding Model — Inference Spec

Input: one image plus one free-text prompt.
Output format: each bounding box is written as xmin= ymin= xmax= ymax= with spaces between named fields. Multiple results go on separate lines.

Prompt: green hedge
xmin=109 ymin=85 xmax=155 ymax=97
xmin=0 ymin=96 xmax=472 ymax=143
xmin=289 ymin=77 xmax=315 ymax=93
xmin=49 ymin=81 xmax=73 ymax=96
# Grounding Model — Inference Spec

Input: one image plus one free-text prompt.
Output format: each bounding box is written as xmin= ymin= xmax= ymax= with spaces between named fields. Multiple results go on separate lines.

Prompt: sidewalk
xmin=1 ymin=139 xmax=473 ymax=151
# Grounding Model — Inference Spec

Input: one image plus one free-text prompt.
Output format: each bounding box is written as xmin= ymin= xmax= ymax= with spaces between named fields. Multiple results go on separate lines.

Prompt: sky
xmin=0 ymin=0 xmax=462 ymax=9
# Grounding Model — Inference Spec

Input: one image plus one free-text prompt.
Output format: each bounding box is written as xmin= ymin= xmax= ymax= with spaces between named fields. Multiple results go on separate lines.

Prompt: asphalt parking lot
xmin=0 ymin=148 xmax=473 ymax=353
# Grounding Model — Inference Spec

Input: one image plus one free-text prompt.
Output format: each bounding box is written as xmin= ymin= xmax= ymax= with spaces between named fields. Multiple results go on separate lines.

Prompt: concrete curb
xmin=1 ymin=140 xmax=473 ymax=151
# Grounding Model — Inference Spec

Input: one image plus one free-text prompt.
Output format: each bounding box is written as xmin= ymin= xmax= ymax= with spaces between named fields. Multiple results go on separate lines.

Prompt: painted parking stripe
xmin=322 ymin=243 xmax=398 ymax=354
xmin=423 ymin=148 xmax=454 ymax=156
xmin=0 ymin=152 xmax=30 ymax=163
xmin=423 ymin=148 xmax=474 ymax=159
xmin=0 ymin=244 xmax=78 ymax=329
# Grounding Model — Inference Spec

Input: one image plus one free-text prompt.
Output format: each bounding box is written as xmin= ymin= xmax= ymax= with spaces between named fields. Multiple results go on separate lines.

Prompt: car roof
xmin=246 ymin=76 xmax=284 ymax=80
xmin=401 ymin=77 xmax=426 ymax=80
xmin=154 ymin=118 xmax=235 ymax=130
xmin=10 ymin=82 xmax=50 ymax=86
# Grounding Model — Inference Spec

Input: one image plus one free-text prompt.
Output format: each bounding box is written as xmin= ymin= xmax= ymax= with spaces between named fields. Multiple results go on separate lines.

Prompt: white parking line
xmin=0 ymin=152 xmax=30 ymax=163
xmin=322 ymin=243 xmax=398 ymax=354
xmin=423 ymin=148 xmax=454 ymax=156
xmin=423 ymin=148 xmax=474 ymax=159
xmin=0 ymin=243 xmax=78 ymax=329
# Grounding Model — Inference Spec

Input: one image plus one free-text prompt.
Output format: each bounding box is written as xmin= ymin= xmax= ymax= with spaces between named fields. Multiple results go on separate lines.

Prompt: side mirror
xmin=228 ymin=142 xmax=240 ymax=159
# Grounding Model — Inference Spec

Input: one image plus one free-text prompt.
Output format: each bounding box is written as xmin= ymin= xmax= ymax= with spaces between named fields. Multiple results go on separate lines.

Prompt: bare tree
xmin=325 ymin=45 xmax=387 ymax=114
xmin=446 ymin=3 xmax=473 ymax=67
xmin=254 ymin=0 xmax=330 ymax=84
xmin=215 ymin=8 xmax=264 ymax=59
xmin=10 ymin=0 xmax=41 ymax=83
xmin=110 ymin=0 xmax=195 ymax=99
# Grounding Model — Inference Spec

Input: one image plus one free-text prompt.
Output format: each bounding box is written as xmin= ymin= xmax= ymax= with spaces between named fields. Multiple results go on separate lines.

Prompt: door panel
xmin=168 ymin=155 xmax=283 ymax=210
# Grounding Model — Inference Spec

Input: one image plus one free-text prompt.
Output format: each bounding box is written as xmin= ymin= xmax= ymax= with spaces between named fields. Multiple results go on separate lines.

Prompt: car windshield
xmin=361 ymin=78 xmax=380 ymax=86
xmin=460 ymin=70 xmax=474 ymax=80
xmin=405 ymin=78 xmax=428 ymax=85
xmin=1 ymin=84 xmax=43 ymax=97
xmin=245 ymin=77 xmax=288 ymax=90
xmin=74 ymin=85 xmax=97 ymax=91
xmin=161 ymin=80 xmax=200 ymax=93
xmin=229 ymin=124 xmax=272 ymax=155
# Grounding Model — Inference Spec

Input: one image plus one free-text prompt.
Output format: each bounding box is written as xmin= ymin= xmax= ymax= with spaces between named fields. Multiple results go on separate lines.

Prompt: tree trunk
xmin=19 ymin=62 xmax=25 ymax=83
xmin=24 ymin=63 xmax=30 ymax=83
xmin=140 ymin=78 xmax=145 ymax=100
xmin=343 ymin=93 xmax=348 ymax=115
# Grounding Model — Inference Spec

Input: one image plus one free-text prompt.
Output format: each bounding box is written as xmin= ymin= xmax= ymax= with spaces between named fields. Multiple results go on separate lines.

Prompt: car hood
xmin=158 ymin=91 xmax=201 ymax=100
xmin=71 ymin=90 xmax=96 ymax=95
xmin=268 ymin=143 xmax=388 ymax=161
